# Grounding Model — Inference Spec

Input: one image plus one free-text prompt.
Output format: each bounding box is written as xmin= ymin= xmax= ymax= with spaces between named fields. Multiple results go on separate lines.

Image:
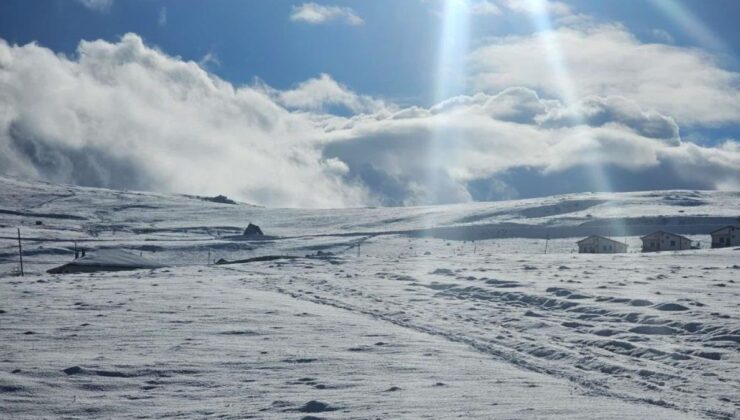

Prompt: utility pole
xmin=357 ymin=242 xmax=360 ymax=257
xmin=17 ymin=228 xmax=24 ymax=277
xmin=544 ymin=234 xmax=550 ymax=255
xmin=208 ymin=249 xmax=211 ymax=265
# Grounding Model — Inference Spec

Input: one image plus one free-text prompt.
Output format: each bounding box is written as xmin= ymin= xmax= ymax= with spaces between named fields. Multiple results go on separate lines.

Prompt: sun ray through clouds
xmin=648 ymin=0 xmax=730 ymax=53
xmin=522 ymin=0 xmax=618 ymax=202
xmin=425 ymin=0 xmax=472 ymax=212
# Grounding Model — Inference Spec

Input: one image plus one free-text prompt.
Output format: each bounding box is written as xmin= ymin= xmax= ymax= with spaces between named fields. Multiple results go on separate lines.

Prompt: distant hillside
xmin=0 ymin=176 xmax=738 ymax=240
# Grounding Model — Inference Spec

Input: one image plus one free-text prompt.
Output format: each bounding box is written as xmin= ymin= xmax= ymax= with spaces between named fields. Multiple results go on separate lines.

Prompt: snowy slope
xmin=1 ymin=175 xmax=739 ymax=418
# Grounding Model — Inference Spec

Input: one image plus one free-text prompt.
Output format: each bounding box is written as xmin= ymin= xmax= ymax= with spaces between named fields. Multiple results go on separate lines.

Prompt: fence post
xmin=17 ymin=228 xmax=24 ymax=277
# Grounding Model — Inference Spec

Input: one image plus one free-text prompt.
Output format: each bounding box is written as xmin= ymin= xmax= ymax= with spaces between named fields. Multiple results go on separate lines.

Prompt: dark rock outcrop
xmin=243 ymin=223 xmax=264 ymax=236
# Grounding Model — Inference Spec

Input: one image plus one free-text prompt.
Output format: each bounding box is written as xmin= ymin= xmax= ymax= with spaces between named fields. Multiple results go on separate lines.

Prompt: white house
xmin=577 ymin=235 xmax=628 ymax=254
xmin=710 ymin=226 xmax=739 ymax=248
xmin=640 ymin=231 xmax=693 ymax=252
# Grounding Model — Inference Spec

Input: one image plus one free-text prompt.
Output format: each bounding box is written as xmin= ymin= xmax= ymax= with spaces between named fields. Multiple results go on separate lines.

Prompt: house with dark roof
xmin=577 ymin=235 xmax=628 ymax=254
xmin=47 ymin=249 xmax=164 ymax=274
xmin=640 ymin=231 xmax=693 ymax=252
xmin=710 ymin=225 xmax=739 ymax=248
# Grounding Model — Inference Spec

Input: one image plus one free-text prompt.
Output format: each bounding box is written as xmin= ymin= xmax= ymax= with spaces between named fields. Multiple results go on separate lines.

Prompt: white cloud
xmin=197 ymin=51 xmax=220 ymax=70
xmin=500 ymin=0 xmax=572 ymax=17
xmin=321 ymin=87 xmax=740 ymax=204
xmin=470 ymin=1 xmax=503 ymax=16
xmin=158 ymin=6 xmax=167 ymax=27
xmin=539 ymin=95 xmax=681 ymax=145
xmin=0 ymin=35 xmax=369 ymax=208
xmin=269 ymin=73 xmax=387 ymax=114
xmin=290 ymin=3 xmax=364 ymax=26
xmin=0 ymin=32 xmax=737 ymax=208
xmin=651 ymin=28 xmax=674 ymax=44
xmin=469 ymin=24 xmax=740 ymax=127
xmin=74 ymin=0 xmax=113 ymax=12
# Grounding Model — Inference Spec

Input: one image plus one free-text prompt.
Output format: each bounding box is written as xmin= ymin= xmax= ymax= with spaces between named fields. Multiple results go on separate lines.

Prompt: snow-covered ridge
xmin=1 ymin=175 xmax=738 ymax=273
xmin=0 ymin=175 xmax=738 ymax=240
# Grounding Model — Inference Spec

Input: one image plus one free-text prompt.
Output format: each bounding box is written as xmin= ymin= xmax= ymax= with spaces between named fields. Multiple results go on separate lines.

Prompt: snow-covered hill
xmin=0 ymin=175 xmax=738 ymax=267
xmin=1 ymin=176 xmax=738 ymax=418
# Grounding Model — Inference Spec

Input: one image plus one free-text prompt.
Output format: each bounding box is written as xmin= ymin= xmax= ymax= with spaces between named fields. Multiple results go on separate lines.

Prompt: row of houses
xmin=577 ymin=225 xmax=738 ymax=254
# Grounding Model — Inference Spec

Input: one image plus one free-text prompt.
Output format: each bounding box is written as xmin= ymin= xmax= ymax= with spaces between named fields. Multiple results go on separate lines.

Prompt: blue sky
xmin=0 ymin=0 xmax=738 ymax=207
xmin=3 ymin=0 xmax=739 ymax=104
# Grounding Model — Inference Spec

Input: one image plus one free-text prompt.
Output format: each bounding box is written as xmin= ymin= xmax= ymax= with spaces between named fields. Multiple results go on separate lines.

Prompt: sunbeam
xmin=525 ymin=0 xmax=578 ymax=105
xmin=434 ymin=0 xmax=471 ymax=102
xmin=648 ymin=0 xmax=730 ymax=52
xmin=425 ymin=0 xmax=472 ymax=212
xmin=2 ymin=2 xmax=740 ymax=417
xmin=522 ymin=0 xmax=617 ymax=202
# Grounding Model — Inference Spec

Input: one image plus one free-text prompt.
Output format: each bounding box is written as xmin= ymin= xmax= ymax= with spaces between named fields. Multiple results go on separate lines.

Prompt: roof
xmin=709 ymin=225 xmax=738 ymax=235
xmin=48 ymin=249 xmax=164 ymax=274
xmin=576 ymin=235 xmax=627 ymax=246
xmin=640 ymin=231 xmax=691 ymax=241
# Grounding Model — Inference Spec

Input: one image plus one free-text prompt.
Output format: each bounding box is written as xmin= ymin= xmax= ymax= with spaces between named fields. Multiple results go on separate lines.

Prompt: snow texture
xmin=1 ymin=175 xmax=739 ymax=418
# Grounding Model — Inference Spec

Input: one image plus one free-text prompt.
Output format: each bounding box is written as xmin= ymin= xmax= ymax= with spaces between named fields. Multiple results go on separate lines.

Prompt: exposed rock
xmin=298 ymin=400 xmax=337 ymax=413
xmin=205 ymin=194 xmax=236 ymax=205
xmin=63 ymin=366 xmax=83 ymax=375
xmin=243 ymin=223 xmax=264 ymax=236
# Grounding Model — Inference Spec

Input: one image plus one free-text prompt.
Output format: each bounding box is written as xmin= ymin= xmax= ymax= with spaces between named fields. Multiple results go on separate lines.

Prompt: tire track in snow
xmin=260 ymin=278 xmax=702 ymax=418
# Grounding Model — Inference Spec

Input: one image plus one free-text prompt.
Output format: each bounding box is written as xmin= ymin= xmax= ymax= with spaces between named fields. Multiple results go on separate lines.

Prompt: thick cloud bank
xmin=470 ymin=24 xmax=740 ymax=127
xmin=0 ymin=35 xmax=368 ymax=207
xmin=0 ymin=33 xmax=738 ymax=207
xmin=323 ymin=87 xmax=739 ymax=204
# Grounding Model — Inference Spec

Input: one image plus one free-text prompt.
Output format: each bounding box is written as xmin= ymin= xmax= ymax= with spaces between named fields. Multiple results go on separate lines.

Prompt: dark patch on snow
xmin=629 ymin=326 xmax=679 ymax=335
xmin=63 ymin=366 xmax=83 ymax=375
xmin=695 ymin=352 xmax=722 ymax=361
xmin=219 ymin=330 xmax=262 ymax=336
xmin=283 ymin=358 xmax=318 ymax=364
xmin=297 ymin=400 xmax=338 ymax=413
xmin=654 ymin=303 xmax=689 ymax=311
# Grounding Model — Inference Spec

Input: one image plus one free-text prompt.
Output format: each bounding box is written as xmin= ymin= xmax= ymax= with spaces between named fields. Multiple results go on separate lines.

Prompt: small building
xmin=48 ymin=249 xmax=164 ymax=274
xmin=710 ymin=225 xmax=739 ymax=248
xmin=577 ymin=235 xmax=628 ymax=254
xmin=640 ymin=231 xmax=693 ymax=252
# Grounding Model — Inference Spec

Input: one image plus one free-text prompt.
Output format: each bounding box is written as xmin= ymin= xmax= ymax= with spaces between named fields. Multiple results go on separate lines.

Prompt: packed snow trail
xmin=0 ymin=268 xmax=692 ymax=419
xmin=236 ymin=244 xmax=740 ymax=419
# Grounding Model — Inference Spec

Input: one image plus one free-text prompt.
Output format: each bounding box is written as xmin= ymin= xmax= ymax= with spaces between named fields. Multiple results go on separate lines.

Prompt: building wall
xmin=641 ymin=232 xmax=691 ymax=252
xmin=578 ymin=237 xmax=627 ymax=254
xmin=578 ymin=237 xmax=599 ymax=253
xmin=711 ymin=227 xmax=738 ymax=248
